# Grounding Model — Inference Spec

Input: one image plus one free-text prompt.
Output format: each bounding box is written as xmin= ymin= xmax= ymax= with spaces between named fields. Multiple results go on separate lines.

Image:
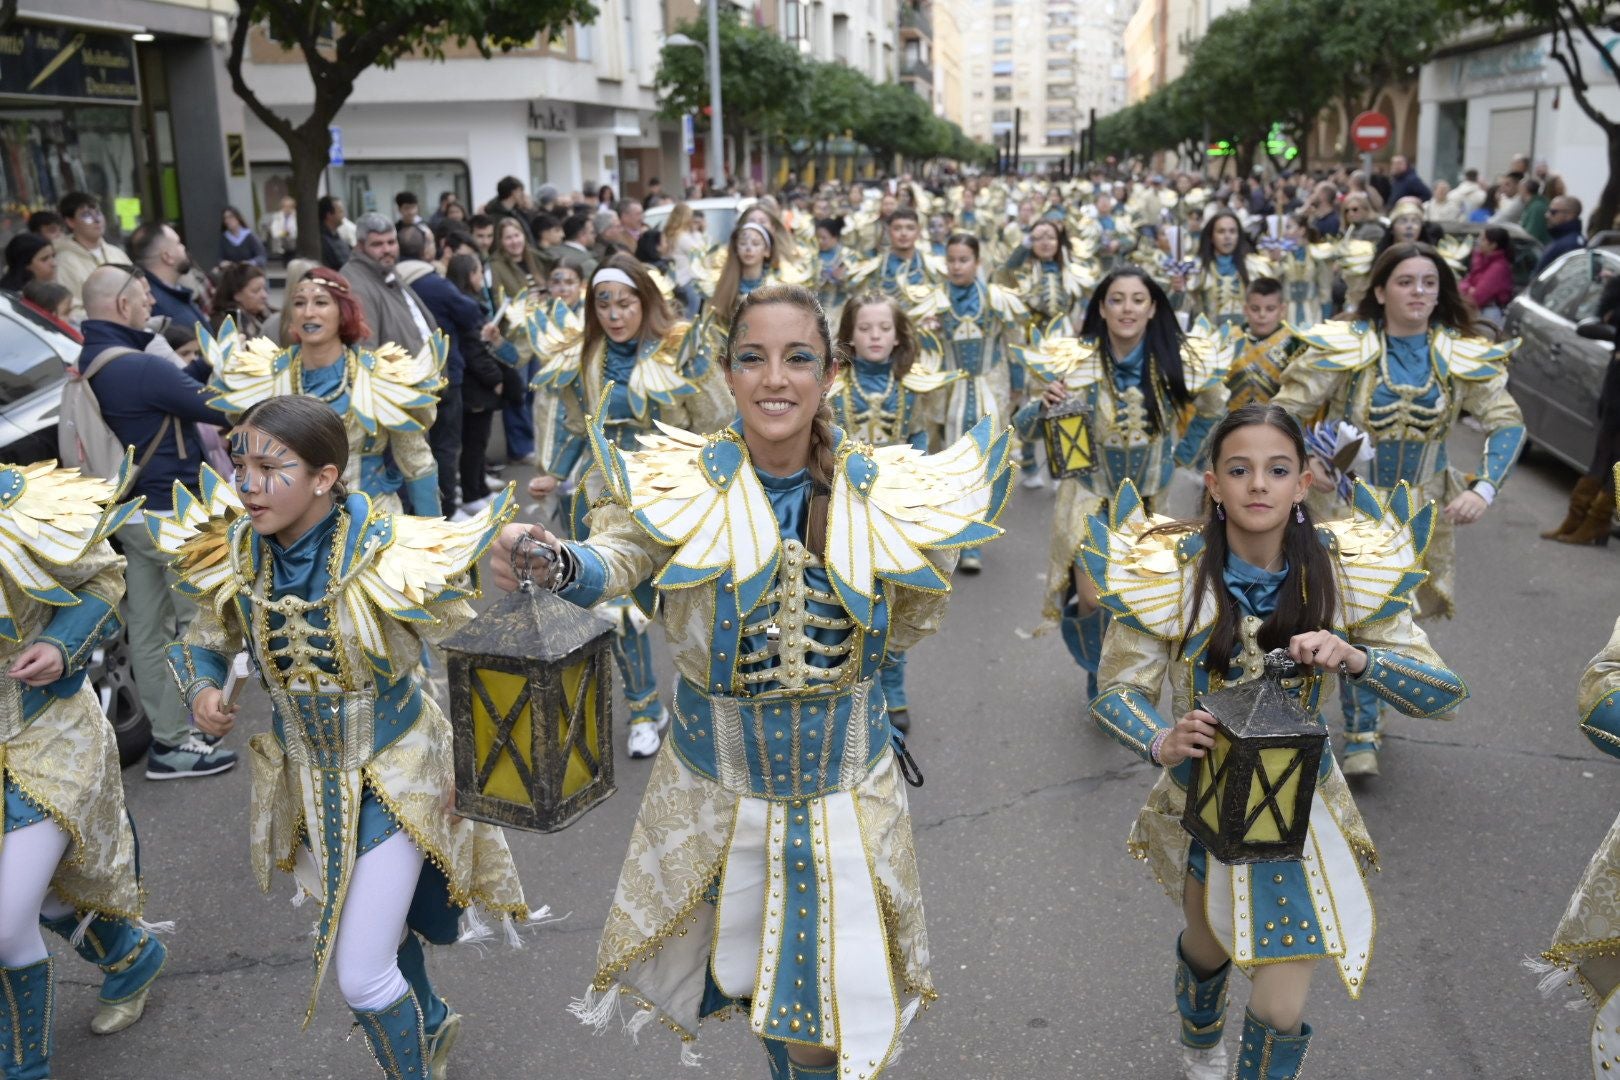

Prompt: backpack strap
xmin=84 ymin=346 xmax=185 ymax=480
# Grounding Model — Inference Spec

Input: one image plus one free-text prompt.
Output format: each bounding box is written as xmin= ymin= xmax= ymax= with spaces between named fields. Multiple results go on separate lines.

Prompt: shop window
xmin=529 ymin=138 xmax=548 ymax=190
xmin=0 ymin=107 xmax=142 ymax=243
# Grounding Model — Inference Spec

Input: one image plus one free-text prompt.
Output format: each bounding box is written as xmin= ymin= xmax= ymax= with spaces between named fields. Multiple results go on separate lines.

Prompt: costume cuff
xmin=1480 ymin=425 xmax=1526 ymax=490
xmin=1090 ymin=685 xmax=1167 ymax=762
xmin=37 ymin=591 xmax=121 ymax=676
xmin=403 ymin=474 xmax=443 ymax=518
xmin=1582 ymin=687 xmax=1620 ymax=760
xmin=1470 ymin=481 xmax=1497 ymax=506
xmin=1174 ymin=413 xmax=1217 ymax=469
xmin=166 ymin=642 xmax=230 ymax=708
xmin=1012 ymin=399 xmax=1044 ymax=442
xmin=1355 ymin=647 xmax=1468 ymax=718
xmin=556 ymin=541 xmax=608 ymax=608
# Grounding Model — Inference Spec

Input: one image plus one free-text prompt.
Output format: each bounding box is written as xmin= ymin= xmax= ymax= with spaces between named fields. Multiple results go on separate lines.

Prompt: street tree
xmin=778 ymin=61 xmax=874 ymax=176
xmin=1438 ymin=0 xmax=1620 ymax=231
xmin=226 ymin=0 xmax=595 ymax=261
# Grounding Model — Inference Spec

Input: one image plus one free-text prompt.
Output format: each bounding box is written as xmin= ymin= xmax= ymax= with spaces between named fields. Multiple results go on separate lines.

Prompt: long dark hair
xmin=1354 ymin=241 xmax=1482 ymax=337
xmin=1197 ymin=209 xmax=1256 ymax=285
xmin=1179 ymin=404 xmax=1337 ymax=673
xmin=237 ymin=395 xmax=351 ymax=499
xmin=1078 ymin=266 xmax=1190 ymax=431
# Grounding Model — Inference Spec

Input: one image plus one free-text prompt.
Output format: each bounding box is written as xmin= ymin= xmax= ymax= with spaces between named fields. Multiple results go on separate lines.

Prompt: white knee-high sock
xmin=331 ymin=830 xmax=424 ymax=1011
xmin=0 ymin=819 xmax=71 ymax=966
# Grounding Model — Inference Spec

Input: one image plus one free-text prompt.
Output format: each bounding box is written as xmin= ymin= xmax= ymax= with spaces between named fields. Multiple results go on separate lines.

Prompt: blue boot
xmin=396 ymin=934 xmax=460 ymax=1080
xmin=1339 ymin=677 xmax=1383 ymax=777
xmin=762 ymin=1036 xmax=838 ymax=1079
xmin=1234 ymin=1009 xmax=1312 ymax=1079
xmin=1174 ymin=935 xmax=1230 ymax=1078
xmin=1060 ymin=604 xmax=1108 ymax=701
xmin=352 ymin=988 xmax=429 ymax=1079
xmin=0 ymin=958 xmax=53 ymax=1080
xmin=41 ymin=912 xmax=165 ymax=1035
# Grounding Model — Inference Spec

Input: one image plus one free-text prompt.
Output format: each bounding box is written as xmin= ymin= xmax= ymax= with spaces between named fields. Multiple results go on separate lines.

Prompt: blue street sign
xmin=682 ymin=114 xmax=696 ymax=157
xmin=328 ymin=125 xmax=344 ymax=166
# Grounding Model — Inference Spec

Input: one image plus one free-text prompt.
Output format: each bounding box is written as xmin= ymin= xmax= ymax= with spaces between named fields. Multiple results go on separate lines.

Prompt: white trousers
xmin=331 ymin=830 xmax=423 ymax=1011
xmin=0 ymin=819 xmax=73 ymax=966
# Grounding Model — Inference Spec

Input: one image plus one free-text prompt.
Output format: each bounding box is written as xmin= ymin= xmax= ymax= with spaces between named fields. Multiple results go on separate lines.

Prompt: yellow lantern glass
xmin=447 ymin=588 xmax=617 ymax=833
xmin=1041 ymin=396 xmax=1094 ymax=480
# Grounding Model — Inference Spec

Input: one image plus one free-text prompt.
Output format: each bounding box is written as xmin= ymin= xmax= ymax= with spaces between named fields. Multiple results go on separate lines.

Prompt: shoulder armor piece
xmin=1432 ymin=326 xmax=1517 ymax=381
xmin=1321 ymin=479 xmax=1435 ymax=628
xmin=1299 ymin=319 xmax=1381 ymax=372
xmin=1079 ymin=479 xmax=1209 ymax=643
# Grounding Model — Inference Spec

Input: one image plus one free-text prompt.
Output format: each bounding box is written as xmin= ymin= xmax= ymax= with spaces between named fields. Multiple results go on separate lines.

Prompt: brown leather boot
xmin=1543 ymin=474 xmax=1603 ymax=539
xmin=1556 ymin=484 xmax=1616 ymax=545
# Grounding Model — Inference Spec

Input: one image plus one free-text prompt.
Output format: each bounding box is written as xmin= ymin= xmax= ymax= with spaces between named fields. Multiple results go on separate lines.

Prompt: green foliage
xmin=655 ymin=12 xmax=809 ymax=134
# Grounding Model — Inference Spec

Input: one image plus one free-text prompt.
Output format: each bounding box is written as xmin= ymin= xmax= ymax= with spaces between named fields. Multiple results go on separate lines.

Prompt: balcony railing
xmin=901 ymin=56 xmax=933 ymax=82
xmin=900 ymin=3 xmax=932 ymax=38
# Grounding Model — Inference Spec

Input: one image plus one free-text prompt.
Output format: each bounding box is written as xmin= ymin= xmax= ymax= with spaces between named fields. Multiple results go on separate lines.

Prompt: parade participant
xmin=0 ymin=459 xmax=171 ymax=1080
xmin=830 ymin=291 xmax=962 ymax=733
xmin=159 ymin=396 xmax=529 ymax=1080
xmin=1011 ymin=267 xmax=1227 ymax=697
xmin=813 ymin=217 xmax=858 ymax=321
xmin=924 ymin=232 xmax=1027 ymax=572
xmin=199 ymin=268 xmax=446 ymax=516
xmin=1223 ymin=277 xmax=1308 ymax=410
xmin=1533 ymin=530 xmax=1620 ymax=1076
xmin=1171 ymin=209 xmax=1271 ymax=329
xmin=1271 ymin=242 xmax=1525 ymax=776
xmin=1000 ymin=217 xmax=1091 ymax=339
xmin=1263 ymin=213 xmax=1334 ymax=327
xmin=496 ymin=282 xmax=1011 ymax=1080
xmin=849 ymin=208 xmax=945 ymax=301
xmin=530 ymin=255 xmax=731 ymax=758
xmin=1086 ymin=404 xmax=1467 ymax=1080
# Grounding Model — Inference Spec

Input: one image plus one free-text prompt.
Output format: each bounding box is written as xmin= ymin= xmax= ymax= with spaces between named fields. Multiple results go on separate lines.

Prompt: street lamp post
xmin=666 ymin=5 xmax=725 ymax=192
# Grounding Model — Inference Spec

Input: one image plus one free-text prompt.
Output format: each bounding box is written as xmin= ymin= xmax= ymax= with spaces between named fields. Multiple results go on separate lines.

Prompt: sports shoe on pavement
xmin=1180 ymin=1042 xmax=1229 ymax=1079
xmin=958 ymin=551 xmax=982 ymax=574
xmin=626 ymin=706 xmax=671 ymax=759
xmin=1020 ymin=470 xmax=1047 ymax=490
xmin=145 ymin=732 xmax=239 ymax=780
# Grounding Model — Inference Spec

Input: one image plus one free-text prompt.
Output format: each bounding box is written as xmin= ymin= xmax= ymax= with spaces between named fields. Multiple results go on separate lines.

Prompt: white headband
xmin=591 ymin=267 xmax=637 ymax=291
xmin=740 ymin=222 xmax=774 ymax=247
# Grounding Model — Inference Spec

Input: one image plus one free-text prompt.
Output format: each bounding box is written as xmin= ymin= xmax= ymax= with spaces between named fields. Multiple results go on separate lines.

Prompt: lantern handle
xmin=511 ymin=532 xmax=571 ymax=593
xmin=891 ymin=733 xmax=924 ymax=788
xmin=1263 ymin=648 xmax=1300 ymax=680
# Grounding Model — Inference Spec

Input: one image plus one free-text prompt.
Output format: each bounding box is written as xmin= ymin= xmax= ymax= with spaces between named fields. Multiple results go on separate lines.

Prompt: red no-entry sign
xmin=1351 ymin=111 xmax=1392 ymax=153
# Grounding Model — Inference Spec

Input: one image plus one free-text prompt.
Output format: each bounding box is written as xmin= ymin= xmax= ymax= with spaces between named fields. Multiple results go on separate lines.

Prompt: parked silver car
xmin=0 ymin=292 xmax=151 ymax=765
xmin=1501 ymin=244 xmax=1619 ymax=472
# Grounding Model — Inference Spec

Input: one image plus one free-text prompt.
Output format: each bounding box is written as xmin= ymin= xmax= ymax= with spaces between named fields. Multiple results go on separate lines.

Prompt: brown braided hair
xmin=721 ymin=282 xmax=843 ymax=551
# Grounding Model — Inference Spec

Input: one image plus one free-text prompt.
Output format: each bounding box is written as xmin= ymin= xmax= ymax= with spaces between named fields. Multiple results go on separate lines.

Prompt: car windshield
xmin=0 ymin=314 xmax=69 ymax=407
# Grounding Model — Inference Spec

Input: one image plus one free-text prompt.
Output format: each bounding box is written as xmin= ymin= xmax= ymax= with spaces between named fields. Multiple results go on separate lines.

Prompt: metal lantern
xmin=1181 ymin=650 xmax=1328 ymax=864
xmin=1041 ymin=395 xmax=1095 ymax=480
xmin=445 ymin=588 xmax=616 ymax=833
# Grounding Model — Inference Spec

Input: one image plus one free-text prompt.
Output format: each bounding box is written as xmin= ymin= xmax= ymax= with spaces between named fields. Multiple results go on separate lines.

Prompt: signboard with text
xmin=0 ymin=23 xmax=139 ymax=104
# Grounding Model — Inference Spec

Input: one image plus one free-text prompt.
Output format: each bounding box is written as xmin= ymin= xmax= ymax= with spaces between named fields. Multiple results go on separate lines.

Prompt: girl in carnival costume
xmin=814 ymin=217 xmax=859 ymax=323
xmin=198 ymin=268 xmax=447 ymax=517
xmin=829 ymin=291 xmax=963 ymax=734
xmin=494 ymin=283 xmax=1012 ymax=1080
xmin=0 ymin=456 xmax=172 ymax=1079
xmin=529 ymin=255 xmax=732 ymax=759
xmin=158 ymin=396 xmax=531 ymax=1079
xmin=1010 ymin=267 xmax=1228 ymax=698
xmin=916 ymin=232 xmax=1028 ymax=573
xmin=1271 ymin=242 xmax=1524 ymax=777
xmin=1171 ymin=209 xmax=1273 ymax=329
xmin=1085 ymin=403 xmax=1467 ymax=1079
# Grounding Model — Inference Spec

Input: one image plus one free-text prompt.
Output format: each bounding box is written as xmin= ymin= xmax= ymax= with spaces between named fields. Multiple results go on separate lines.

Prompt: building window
xmin=1047 ymin=57 xmax=1073 ymax=72
xmin=994 ymin=85 xmax=1012 ymax=101
xmin=528 ymin=138 xmax=548 ymax=188
xmin=992 ymin=109 xmax=1013 ymax=123
xmin=1046 ymin=107 xmax=1073 ymax=125
xmin=1046 ymin=130 xmax=1074 ymax=146
xmin=1047 ymin=82 xmax=1074 ymax=99
xmin=993 ymin=14 xmax=1012 ymax=29
xmin=992 ymin=59 xmax=1013 ymax=75
xmin=832 ymin=13 xmax=849 ymax=56
xmin=994 ymin=37 xmax=1011 ymax=53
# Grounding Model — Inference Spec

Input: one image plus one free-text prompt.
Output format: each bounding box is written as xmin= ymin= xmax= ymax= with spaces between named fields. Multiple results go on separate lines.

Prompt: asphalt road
xmin=58 ymin=428 xmax=1616 ymax=1080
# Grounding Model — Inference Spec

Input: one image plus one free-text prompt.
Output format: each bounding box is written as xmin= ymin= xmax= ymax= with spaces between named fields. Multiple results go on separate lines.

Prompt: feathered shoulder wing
xmin=204 ymin=323 xmax=292 ymax=416
xmin=528 ymin=299 xmax=587 ymax=390
xmin=1320 ymin=479 xmax=1435 ymax=629
xmin=1181 ymin=315 xmax=1228 ymax=392
xmin=900 ymin=352 xmax=964 ymax=395
xmin=1433 ymin=326 xmax=1518 ymax=381
xmin=1079 ymin=480 xmax=1208 ymax=644
xmin=826 ymin=417 xmax=1013 ymax=628
xmin=147 ymin=464 xmax=245 ymax=619
xmin=986 ymin=282 xmax=1029 ymax=322
xmin=1297 ymin=319 xmax=1382 ymax=373
xmin=627 ymin=321 xmax=700 ymax=416
xmin=0 ymin=452 xmax=142 ymax=639
xmin=1007 ymin=335 xmax=1104 ymax=390
xmin=350 ymin=336 xmax=447 ymax=435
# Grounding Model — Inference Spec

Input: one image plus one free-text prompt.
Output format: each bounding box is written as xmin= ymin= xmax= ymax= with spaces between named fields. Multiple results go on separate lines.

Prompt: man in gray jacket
xmin=340 ymin=212 xmax=439 ymax=355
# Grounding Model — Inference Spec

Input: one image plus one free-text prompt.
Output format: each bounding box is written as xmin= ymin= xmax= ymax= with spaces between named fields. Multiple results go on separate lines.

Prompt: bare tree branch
xmin=225 ymin=12 xmax=298 ymax=145
xmin=1549 ymin=9 xmax=1619 ymax=133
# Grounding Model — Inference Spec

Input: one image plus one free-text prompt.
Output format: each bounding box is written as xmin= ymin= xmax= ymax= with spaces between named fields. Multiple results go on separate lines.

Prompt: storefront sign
xmin=0 ymin=22 xmax=139 ymax=104
xmin=528 ymin=101 xmax=571 ymax=133
xmin=1446 ymin=37 xmax=1552 ymax=96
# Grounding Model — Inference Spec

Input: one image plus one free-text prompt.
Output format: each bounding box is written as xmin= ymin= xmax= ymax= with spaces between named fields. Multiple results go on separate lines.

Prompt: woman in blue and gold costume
xmin=1271 ymin=241 xmax=1525 ymax=777
xmin=157 ymin=397 xmax=529 ymax=1079
xmin=198 ymin=267 xmax=447 ymax=517
xmin=1535 ymin=501 xmax=1620 ymax=1077
xmin=0 ymin=456 xmax=170 ymax=1079
xmin=829 ymin=291 xmax=961 ymax=733
xmin=529 ymin=254 xmax=733 ymax=760
xmin=1170 ymin=209 xmax=1273 ymax=330
xmin=1086 ymin=404 xmax=1466 ymax=1079
xmin=1010 ymin=266 xmax=1228 ymax=698
xmin=997 ymin=217 xmax=1092 ymax=340
xmin=494 ymin=283 xmax=1012 ymax=1080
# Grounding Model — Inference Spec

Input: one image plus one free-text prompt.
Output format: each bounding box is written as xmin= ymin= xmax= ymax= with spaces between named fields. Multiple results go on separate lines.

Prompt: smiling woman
xmin=493 ymin=283 xmax=1014 ymax=1079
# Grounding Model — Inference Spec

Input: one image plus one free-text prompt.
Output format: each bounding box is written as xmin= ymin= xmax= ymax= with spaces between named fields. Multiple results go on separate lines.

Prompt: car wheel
xmin=91 ymin=629 xmax=151 ymax=768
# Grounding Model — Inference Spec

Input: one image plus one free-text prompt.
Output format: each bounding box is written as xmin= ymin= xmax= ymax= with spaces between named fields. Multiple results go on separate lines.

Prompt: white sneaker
xmin=1180 ymin=1042 xmax=1229 ymax=1080
xmin=626 ymin=706 xmax=670 ymax=759
xmin=1020 ymin=470 xmax=1048 ymax=490
xmin=958 ymin=551 xmax=982 ymax=574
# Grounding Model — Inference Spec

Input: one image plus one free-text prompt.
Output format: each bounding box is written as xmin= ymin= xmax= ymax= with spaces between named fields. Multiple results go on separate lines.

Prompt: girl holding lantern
xmin=1085 ymin=403 xmax=1467 ymax=1079
xmin=159 ymin=396 xmax=529 ymax=1080
xmin=1270 ymin=242 xmax=1525 ymax=777
xmin=1009 ymin=266 xmax=1228 ymax=699
xmin=528 ymin=255 xmax=733 ymax=760
xmin=493 ymin=282 xmax=1012 ymax=1080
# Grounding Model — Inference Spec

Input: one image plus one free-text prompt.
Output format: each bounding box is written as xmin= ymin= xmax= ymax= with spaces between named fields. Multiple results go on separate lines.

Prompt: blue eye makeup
xmin=786 ymin=351 xmax=820 ymax=365
xmin=735 ymin=351 xmax=765 ymax=365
